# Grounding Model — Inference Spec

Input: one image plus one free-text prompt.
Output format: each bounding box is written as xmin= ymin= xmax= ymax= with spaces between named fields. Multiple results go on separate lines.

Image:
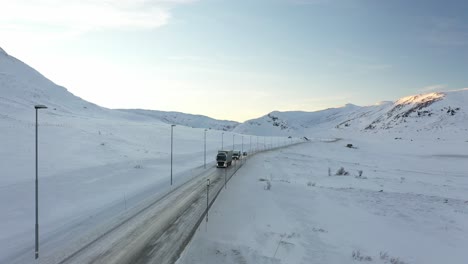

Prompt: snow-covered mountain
xmin=0 ymin=47 xmax=237 ymax=130
xmin=0 ymin=46 xmax=248 ymax=188
xmin=0 ymin=47 xmax=251 ymax=263
xmin=117 ymin=109 xmax=239 ymax=131
xmin=234 ymin=90 xmax=468 ymax=137
xmin=2 ymin=45 xmax=467 ymax=139
xmin=0 ymin=47 xmax=110 ymax=120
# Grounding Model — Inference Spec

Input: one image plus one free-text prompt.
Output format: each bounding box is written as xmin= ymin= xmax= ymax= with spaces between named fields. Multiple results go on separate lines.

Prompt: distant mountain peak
xmin=235 ymin=89 xmax=468 ymax=136
xmin=0 ymin=47 xmax=7 ymax=56
xmin=343 ymin=103 xmax=359 ymax=108
xmin=395 ymin=92 xmax=445 ymax=106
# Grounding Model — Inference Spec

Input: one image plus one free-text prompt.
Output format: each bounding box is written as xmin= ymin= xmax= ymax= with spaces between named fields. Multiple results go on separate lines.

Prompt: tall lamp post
xmin=257 ymin=136 xmax=259 ymax=152
xmin=241 ymin=136 xmax=244 ymax=155
xmin=34 ymin=104 xmax=47 ymax=259
xmin=170 ymin=124 xmax=176 ymax=185
xmin=204 ymin=129 xmax=207 ymax=169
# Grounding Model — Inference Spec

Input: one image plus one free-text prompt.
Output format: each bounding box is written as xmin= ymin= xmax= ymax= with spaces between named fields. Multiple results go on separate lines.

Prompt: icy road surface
xmin=6 ymin=141 xmax=300 ymax=264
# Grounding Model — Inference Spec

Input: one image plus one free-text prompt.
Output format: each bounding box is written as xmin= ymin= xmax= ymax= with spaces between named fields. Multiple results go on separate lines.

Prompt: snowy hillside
xmin=0 ymin=47 xmax=273 ymax=263
xmin=355 ymin=91 xmax=468 ymax=133
xmin=0 ymin=47 xmax=110 ymax=120
xmin=233 ymin=104 xmax=362 ymax=136
xmin=0 ymin=48 xmax=238 ymax=129
xmin=117 ymin=109 xmax=239 ymax=131
xmin=234 ymin=90 xmax=468 ymax=137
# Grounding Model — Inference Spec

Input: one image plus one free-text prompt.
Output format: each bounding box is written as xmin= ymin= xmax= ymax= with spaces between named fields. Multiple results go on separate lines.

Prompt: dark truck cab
xmin=216 ymin=150 xmax=233 ymax=168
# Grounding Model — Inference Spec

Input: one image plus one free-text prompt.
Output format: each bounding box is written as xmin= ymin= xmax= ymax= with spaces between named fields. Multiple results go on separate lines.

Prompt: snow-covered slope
xmin=0 ymin=47 xmax=111 ymax=120
xmin=0 ymin=48 xmax=238 ymax=130
xmin=117 ymin=109 xmax=239 ymax=131
xmin=0 ymin=47 xmax=264 ymax=263
xmin=234 ymin=90 xmax=468 ymax=137
xmin=233 ymin=104 xmax=362 ymax=136
xmin=356 ymin=91 xmax=468 ymax=133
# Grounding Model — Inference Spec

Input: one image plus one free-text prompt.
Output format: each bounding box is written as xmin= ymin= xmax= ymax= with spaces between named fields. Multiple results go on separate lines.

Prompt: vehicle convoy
xmin=232 ymin=151 xmax=241 ymax=160
xmin=216 ymin=150 xmax=233 ymax=168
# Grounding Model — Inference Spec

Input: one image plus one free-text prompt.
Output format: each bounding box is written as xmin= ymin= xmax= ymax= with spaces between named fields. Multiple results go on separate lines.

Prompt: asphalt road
xmin=58 ymin=159 xmax=244 ymax=264
xmin=9 ymin=142 xmax=302 ymax=264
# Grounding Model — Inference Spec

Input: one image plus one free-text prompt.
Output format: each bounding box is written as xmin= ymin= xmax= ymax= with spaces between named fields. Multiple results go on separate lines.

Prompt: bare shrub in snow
xmin=380 ymin=251 xmax=407 ymax=264
xmin=307 ymin=181 xmax=316 ymax=187
xmin=258 ymin=178 xmax=268 ymax=182
xmin=390 ymin=257 xmax=407 ymax=264
xmin=400 ymin=177 xmax=405 ymax=183
xmin=355 ymin=170 xmax=367 ymax=179
xmin=134 ymin=165 xmax=142 ymax=169
xmin=100 ymin=142 xmax=106 ymax=146
xmin=328 ymin=167 xmax=331 ymax=176
xmin=352 ymin=250 xmax=372 ymax=261
xmin=336 ymin=167 xmax=349 ymax=176
xmin=312 ymin=227 xmax=327 ymax=233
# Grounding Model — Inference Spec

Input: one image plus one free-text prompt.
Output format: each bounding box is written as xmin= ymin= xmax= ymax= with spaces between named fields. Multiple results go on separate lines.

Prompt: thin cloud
xmin=0 ymin=0 xmax=195 ymax=34
xmin=425 ymin=17 xmax=468 ymax=46
xmin=288 ymin=0 xmax=330 ymax=4
xmin=418 ymin=84 xmax=448 ymax=92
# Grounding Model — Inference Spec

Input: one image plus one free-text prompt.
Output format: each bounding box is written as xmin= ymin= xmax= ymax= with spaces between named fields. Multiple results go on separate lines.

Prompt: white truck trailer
xmin=216 ymin=150 xmax=233 ymax=168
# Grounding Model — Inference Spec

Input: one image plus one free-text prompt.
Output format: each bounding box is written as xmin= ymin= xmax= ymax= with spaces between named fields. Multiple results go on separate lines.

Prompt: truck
xmin=216 ymin=150 xmax=233 ymax=168
xmin=232 ymin=150 xmax=241 ymax=160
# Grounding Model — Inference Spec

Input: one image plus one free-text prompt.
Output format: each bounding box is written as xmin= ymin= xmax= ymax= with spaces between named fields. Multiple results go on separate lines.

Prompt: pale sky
xmin=1 ymin=0 xmax=467 ymax=122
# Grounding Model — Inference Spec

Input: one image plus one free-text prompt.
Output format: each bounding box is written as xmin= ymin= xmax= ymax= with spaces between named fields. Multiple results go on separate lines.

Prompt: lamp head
xmin=34 ymin=105 xmax=47 ymax=110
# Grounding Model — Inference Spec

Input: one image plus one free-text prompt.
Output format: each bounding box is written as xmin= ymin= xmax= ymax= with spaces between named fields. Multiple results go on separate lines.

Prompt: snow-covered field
xmin=0 ymin=111 xmax=285 ymax=263
xmin=178 ymin=135 xmax=468 ymax=264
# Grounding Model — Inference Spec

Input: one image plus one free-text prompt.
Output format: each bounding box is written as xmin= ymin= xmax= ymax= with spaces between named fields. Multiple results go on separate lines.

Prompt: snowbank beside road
xmin=178 ymin=136 xmax=468 ymax=264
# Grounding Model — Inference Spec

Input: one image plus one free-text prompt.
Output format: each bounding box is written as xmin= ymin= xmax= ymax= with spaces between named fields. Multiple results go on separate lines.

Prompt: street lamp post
xmin=34 ymin=104 xmax=47 ymax=259
xmin=171 ymin=124 xmax=176 ymax=186
xmin=241 ymin=136 xmax=244 ymax=154
xmin=221 ymin=132 xmax=224 ymax=149
xmin=232 ymin=134 xmax=236 ymax=168
xmin=206 ymin=179 xmax=210 ymax=222
xmin=204 ymin=129 xmax=207 ymax=169
xmin=241 ymin=136 xmax=244 ymax=164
